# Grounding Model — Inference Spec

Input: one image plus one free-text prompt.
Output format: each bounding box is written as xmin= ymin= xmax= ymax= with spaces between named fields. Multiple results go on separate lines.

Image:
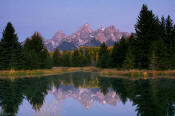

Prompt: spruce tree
xmin=169 ymin=25 xmax=175 ymax=69
xmin=40 ymin=48 xmax=52 ymax=69
xmin=61 ymin=50 xmax=71 ymax=67
xmin=110 ymin=37 xmax=127 ymax=68
xmin=165 ymin=15 xmax=174 ymax=44
xmin=122 ymin=48 xmax=135 ymax=70
xmin=24 ymin=38 xmax=39 ymax=69
xmin=53 ymin=48 xmax=61 ymax=67
xmin=97 ymin=43 xmax=109 ymax=68
xmin=72 ymin=49 xmax=80 ymax=67
xmin=151 ymin=38 xmax=168 ymax=70
xmin=78 ymin=48 xmax=85 ymax=66
xmin=160 ymin=16 xmax=166 ymax=39
xmin=84 ymin=48 xmax=91 ymax=66
xmin=0 ymin=22 xmax=24 ymax=70
xmin=149 ymin=50 xmax=158 ymax=70
xmin=24 ymin=32 xmax=50 ymax=69
xmin=109 ymin=42 xmax=119 ymax=68
xmin=29 ymin=50 xmax=40 ymax=69
xmin=164 ymin=16 xmax=174 ymax=69
xmin=135 ymin=4 xmax=159 ymax=69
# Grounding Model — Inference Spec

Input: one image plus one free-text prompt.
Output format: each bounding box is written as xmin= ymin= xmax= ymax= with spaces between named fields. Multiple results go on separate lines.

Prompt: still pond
xmin=0 ymin=72 xmax=175 ymax=116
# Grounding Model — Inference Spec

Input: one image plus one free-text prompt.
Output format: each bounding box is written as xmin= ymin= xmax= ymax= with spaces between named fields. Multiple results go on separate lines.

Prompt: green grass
xmin=0 ymin=67 xmax=83 ymax=79
xmin=1 ymin=67 xmax=175 ymax=79
xmin=98 ymin=69 xmax=175 ymax=79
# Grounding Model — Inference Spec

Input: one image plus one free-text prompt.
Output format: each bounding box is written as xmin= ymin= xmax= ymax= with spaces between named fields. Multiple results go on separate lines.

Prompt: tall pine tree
xmin=24 ymin=32 xmax=52 ymax=69
xmin=171 ymin=25 xmax=175 ymax=69
xmin=72 ymin=49 xmax=81 ymax=67
xmin=135 ymin=4 xmax=159 ymax=69
xmin=165 ymin=16 xmax=174 ymax=69
xmin=52 ymin=48 xmax=61 ymax=67
xmin=122 ymin=47 xmax=135 ymax=70
xmin=0 ymin=22 xmax=24 ymax=70
xmin=109 ymin=37 xmax=127 ymax=68
xmin=61 ymin=50 xmax=71 ymax=67
xmin=97 ymin=43 xmax=109 ymax=68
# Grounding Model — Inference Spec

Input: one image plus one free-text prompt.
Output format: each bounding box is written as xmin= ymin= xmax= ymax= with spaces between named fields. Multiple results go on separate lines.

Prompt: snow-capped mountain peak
xmin=44 ymin=23 xmax=130 ymax=51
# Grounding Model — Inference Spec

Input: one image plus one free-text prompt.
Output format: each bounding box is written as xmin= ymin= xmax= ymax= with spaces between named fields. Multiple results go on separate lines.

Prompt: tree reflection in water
xmin=0 ymin=72 xmax=175 ymax=116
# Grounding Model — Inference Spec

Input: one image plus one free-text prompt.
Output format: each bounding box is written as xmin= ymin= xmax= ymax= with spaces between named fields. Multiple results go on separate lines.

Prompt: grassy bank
xmin=0 ymin=67 xmax=83 ymax=79
xmin=98 ymin=69 xmax=175 ymax=79
xmin=1 ymin=67 xmax=175 ymax=79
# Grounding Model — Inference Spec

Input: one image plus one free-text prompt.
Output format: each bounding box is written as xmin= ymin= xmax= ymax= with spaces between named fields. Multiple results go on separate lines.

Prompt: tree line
xmin=0 ymin=25 xmax=53 ymax=70
xmin=0 ymin=23 xmax=99 ymax=69
xmin=0 ymin=4 xmax=175 ymax=70
xmin=97 ymin=4 xmax=175 ymax=70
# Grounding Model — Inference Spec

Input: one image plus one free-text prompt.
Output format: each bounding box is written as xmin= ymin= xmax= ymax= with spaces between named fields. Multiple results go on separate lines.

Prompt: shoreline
xmin=1 ymin=67 xmax=175 ymax=79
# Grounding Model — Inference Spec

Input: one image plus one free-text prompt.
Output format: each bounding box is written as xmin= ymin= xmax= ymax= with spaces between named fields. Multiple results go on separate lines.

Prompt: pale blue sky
xmin=0 ymin=0 xmax=175 ymax=41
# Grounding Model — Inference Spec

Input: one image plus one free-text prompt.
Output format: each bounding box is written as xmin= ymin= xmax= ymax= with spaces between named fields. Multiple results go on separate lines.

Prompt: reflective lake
xmin=0 ymin=72 xmax=175 ymax=116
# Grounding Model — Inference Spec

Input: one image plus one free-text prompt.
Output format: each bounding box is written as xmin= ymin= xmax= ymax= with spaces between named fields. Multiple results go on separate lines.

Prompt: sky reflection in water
xmin=0 ymin=72 xmax=175 ymax=116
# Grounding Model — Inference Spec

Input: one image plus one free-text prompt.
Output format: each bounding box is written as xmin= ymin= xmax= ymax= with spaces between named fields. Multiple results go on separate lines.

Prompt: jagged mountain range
xmin=48 ymin=85 xmax=120 ymax=109
xmin=45 ymin=23 xmax=130 ymax=51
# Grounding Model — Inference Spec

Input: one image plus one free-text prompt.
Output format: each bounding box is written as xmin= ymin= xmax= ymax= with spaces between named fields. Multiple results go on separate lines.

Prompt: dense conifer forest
xmin=0 ymin=4 xmax=175 ymax=70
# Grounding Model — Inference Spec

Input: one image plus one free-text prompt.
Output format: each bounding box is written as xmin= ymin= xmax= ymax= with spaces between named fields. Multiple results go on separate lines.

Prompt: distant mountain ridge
xmin=45 ymin=23 xmax=130 ymax=51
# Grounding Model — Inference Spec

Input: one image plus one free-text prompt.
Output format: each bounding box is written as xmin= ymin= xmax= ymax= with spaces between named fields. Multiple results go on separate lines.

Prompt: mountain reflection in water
xmin=0 ymin=72 xmax=175 ymax=116
xmin=49 ymin=86 xmax=120 ymax=109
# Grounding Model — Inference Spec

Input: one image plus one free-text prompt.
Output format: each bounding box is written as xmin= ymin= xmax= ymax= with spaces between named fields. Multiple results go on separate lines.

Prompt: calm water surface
xmin=0 ymin=72 xmax=175 ymax=116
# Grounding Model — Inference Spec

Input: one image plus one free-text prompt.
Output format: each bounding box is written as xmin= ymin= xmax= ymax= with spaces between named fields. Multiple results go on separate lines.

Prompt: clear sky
xmin=0 ymin=0 xmax=175 ymax=41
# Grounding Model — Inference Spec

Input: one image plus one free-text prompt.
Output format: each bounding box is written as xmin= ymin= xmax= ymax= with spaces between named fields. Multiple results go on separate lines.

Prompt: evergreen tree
xmin=40 ymin=48 xmax=52 ymax=69
xmin=109 ymin=42 xmax=118 ymax=68
xmin=0 ymin=22 xmax=24 ymax=70
xmin=160 ymin=16 xmax=166 ymax=39
xmin=76 ymin=47 xmax=91 ymax=66
xmin=171 ymin=25 xmax=175 ymax=69
xmin=165 ymin=15 xmax=174 ymax=44
xmin=164 ymin=16 xmax=174 ymax=69
xmin=71 ymin=49 xmax=81 ymax=67
xmin=78 ymin=48 xmax=85 ymax=66
xmin=97 ymin=43 xmax=109 ymax=68
xmin=24 ymin=38 xmax=39 ymax=69
xmin=61 ymin=50 xmax=71 ymax=67
xmin=149 ymin=50 xmax=158 ymax=70
xmin=29 ymin=50 xmax=40 ymax=69
xmin=53 ymin=48 xmax=61 ymax=67
xmin=110 ymin=37 xmax=127 ymax=68
xmin=83 ymin=48 xmax=91 ymax=66
xmin=135 ymin=4 xmax=158 ymax=69
xmin=151 ymin=38 xmax=168 ymax=70
xmin=122 ymin=48 xmax=135 ymax=70
xmin=24 ymin=32 xmax=51 ymax=69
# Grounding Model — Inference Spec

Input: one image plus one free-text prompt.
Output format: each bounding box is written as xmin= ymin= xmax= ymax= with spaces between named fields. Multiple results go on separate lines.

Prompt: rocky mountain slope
xmin=45 ymin=23 xmax=130 ymax=51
